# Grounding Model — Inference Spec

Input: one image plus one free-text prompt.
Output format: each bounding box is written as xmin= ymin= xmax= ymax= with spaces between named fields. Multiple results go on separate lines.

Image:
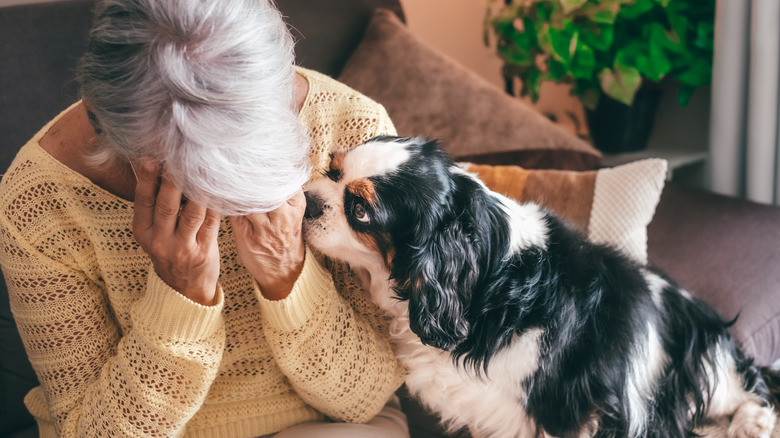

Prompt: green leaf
xmin=667 ymin=9 xmax=689 ymax=45
xmin=647 ymin=43 xmax=671 ymax=80
xmin=581 ymin=25 xmax=614 ymax=51
xmin=512 ymin=25 xmax=535 ymax=50
xmin=618 ymin=0 xmax=656 ymax=20
xmin=615 ymin=41 xmax=647 ymax=70
xmin=689 ymin=57 xmax=712 ymax=83
xmin=548 ymin=26 xmax=573 ymax=63
xmin=650 ymin=23 xmax=681 ymax=52
xmin=536 ymin=2 xmax=554 ymax=22
xmin=515 ymin=68 xmax=544 ymax=102
xmin=526 ymin=68 xmax=544 ymax=101
xmin=580 ymin=0 xmax=623 ymax=24
xmin=537 ymin=23 xmax=554 ymax=55
xmin=675 ymin=57 xmax=712 ymax=86
xmin=677 ymin=84 xmax=695 ymax=106
xmin=694 ymin=21 xmax=714 ymax=50
xmin=559 ymin=0 xmax=588 ymax=14
xmin=497 ymin=44 xmax=535 ymax=66
xmin=599 ymin=61 xmax=643 ymax=105
xmin=616 ymin=38 xmax=670 ymax=82
xmin=524 ymin=16 xmax=540 ymax=44
xmin=493 ymin=16 xmax=541 ymax=67
xmin=549 ymin=59 xmax=569 ymax=80
xmin=570 ymin=42 xmax=596 ymax=79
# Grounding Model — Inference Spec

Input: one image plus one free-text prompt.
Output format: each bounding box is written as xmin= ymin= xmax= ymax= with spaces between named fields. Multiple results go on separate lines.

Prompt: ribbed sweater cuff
xmin=257 ymin=247 xmax=334 ymax=332
xmin=132 ymin=269 xmax=224 ymax=342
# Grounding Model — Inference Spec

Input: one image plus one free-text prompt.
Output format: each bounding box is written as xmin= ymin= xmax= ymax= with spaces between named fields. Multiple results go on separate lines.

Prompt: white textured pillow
xmin=463 ymin=159 xmax=668 ymax=263
xmin=588 ymin=159 xmax=668 ymax=263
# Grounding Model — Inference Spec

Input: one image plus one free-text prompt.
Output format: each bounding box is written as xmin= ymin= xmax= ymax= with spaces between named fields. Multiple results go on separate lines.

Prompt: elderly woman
xmin=0 ymin=0 xmax=408 ymax=437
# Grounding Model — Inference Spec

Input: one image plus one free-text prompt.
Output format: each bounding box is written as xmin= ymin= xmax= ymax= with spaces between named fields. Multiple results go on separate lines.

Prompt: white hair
xmin=77 ymin=0 xmax=310 ymax=214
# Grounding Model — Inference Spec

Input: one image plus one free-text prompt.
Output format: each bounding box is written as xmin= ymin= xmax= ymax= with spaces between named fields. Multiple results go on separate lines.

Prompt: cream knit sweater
xmin=0 ymin=67 xmax=406 ymax=437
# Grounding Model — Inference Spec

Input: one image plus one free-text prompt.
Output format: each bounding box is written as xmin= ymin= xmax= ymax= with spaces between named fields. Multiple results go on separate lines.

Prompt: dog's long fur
xmin=303 ymin=136 xmax=777 ymax=438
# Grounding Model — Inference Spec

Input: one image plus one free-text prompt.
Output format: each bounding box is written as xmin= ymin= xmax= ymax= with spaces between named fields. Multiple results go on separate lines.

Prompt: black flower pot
xmin=585 ymin=82 xmax=663 ymax=153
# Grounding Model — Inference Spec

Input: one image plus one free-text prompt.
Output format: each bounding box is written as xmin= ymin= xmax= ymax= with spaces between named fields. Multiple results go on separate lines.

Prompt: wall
xmin=399 ymin=0 xmax=589 ymax=140
xmin=399 ymin=0 xmax=504 ymax=90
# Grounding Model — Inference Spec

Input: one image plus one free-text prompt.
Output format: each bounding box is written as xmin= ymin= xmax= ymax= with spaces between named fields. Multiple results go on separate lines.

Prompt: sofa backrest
xmin=0 ymin=0 xmax=96 ymax=173
xmin=0 ymin=0 xmax=403 ymax=434
xmin=281 ymin=0 xmax=405 ymax=76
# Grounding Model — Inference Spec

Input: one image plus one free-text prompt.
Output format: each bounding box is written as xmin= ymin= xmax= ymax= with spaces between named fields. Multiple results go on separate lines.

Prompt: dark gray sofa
xmin=1 ymin=1 xmax=778 ymax=437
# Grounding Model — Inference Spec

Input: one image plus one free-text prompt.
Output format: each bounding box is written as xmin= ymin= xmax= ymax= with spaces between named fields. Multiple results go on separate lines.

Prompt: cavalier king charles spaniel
xmin=302 ymin=136 xmax=776 ymax=438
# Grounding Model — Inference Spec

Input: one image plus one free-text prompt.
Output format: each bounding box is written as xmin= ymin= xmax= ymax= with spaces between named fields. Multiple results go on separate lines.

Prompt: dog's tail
xmin=760 ymin=366 xmax=780 ymax=408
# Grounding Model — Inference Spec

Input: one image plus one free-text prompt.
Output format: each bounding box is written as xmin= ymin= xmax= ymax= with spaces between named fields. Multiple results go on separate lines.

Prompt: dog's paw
xmin=728 ymin=402 xmax=776 ymax=438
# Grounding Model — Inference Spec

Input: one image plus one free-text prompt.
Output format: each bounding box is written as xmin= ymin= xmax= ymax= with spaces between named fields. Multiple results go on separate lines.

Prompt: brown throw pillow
xmin=463 ymin=159 xmax=668 ymax=263
xmin=337 ymin=9 xmax=601 ymax=170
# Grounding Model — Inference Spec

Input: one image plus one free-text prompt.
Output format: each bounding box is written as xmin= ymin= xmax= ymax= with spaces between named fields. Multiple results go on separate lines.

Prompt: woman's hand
xmin=229 ymin=190 xmax=306 ymax=301
xmin=132 ymin=159 xmax=222 ymax=306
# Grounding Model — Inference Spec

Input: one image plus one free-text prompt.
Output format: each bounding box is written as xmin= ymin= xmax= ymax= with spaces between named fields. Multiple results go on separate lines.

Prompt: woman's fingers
xmin=131 ymin=158 xmax=221 ymax=305
xmin=153 ymin=173 xmax=184 ymax=236
xmin=133 ymin=158 xmax=208 ymax=240
xmin=197 ymin=208 xmax=222 ymax=245
xmin=132 ymin=158 xmax=161 ymax=240
xmin=178 ymin=199 xmax=207 ymax=234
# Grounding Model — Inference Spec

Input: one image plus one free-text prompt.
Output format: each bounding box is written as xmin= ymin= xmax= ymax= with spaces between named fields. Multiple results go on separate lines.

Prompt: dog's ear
xmin=390 ymin=147 xmax=511 ymax=352
xmin=396 ymin=222 xmax=477 ymax=351
xmin=395 ymin=166 xmax=514 ymax=350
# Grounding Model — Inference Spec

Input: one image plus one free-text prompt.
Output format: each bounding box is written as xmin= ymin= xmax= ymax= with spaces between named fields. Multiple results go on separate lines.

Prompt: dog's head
xmin=304 ymin=136 xmax=513 ymax=351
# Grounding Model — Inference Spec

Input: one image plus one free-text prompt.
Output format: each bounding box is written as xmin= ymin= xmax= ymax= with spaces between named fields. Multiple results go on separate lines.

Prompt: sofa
xmin=0 ymin=1 xmax=778 ymax=437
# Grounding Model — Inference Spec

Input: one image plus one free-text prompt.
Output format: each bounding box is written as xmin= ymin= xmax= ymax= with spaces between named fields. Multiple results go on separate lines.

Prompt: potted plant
xmin=485 ymin=0 xmax=715 ymax=153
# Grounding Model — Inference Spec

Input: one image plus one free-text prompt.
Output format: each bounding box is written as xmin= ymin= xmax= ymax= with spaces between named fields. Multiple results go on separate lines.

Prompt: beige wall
xmin=400 ymin=0 xmax=588 ymax=139
xmin=399 ymin=0 xmax=505 ymax=90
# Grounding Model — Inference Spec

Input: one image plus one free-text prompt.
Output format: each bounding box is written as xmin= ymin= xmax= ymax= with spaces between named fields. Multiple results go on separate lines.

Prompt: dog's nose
xmin=304 ymin=191 xmax=324 ymax=219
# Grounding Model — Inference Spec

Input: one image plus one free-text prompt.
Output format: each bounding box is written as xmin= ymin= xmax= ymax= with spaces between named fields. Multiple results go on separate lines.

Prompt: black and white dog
xmin=302 ymin=136 xmax=776 ymax=438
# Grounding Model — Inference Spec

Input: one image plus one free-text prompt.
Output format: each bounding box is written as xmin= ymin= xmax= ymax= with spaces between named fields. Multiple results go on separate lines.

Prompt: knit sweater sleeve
xmin=257 ymin=249 xmax=405 ymax=423
xmin=0 ymin=177 xmax=226 ymax=437
xmin=256 ymin=74 xmax=405 ymax=423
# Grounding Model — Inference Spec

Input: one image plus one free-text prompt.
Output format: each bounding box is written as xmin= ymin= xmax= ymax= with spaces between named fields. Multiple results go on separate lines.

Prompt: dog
xmin=302 ymin=136 xmax=777 ymax=438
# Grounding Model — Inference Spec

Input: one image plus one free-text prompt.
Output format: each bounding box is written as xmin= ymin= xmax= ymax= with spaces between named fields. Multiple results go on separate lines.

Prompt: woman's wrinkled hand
xmin=132 ymin=159 xmax=222 ymax=306
xmin=229 ymin=190 xmax=306 ymax=301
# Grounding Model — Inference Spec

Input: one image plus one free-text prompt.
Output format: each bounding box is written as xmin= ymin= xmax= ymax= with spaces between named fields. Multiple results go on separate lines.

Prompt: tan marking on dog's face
xmin=354 ymin=230 xmax=395 ymax=269
xmin=347 ymin=179 xmax=377 ymax=205
xmin=383 ymin=245 xmax=395 ymax=268
xmin=327 ymin=151 xmax=346 ymax=181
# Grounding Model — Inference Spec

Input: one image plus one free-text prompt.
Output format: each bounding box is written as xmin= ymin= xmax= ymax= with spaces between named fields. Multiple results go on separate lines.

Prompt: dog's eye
xmin=353 ymin=202 xmax=370 ymax=223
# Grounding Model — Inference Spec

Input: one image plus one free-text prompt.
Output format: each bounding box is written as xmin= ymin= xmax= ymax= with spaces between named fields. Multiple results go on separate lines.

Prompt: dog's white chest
xmin=355 ymin=266 xmax=543 ymax=437
xmin=387 ymin=303 xmax=542 ymax=438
